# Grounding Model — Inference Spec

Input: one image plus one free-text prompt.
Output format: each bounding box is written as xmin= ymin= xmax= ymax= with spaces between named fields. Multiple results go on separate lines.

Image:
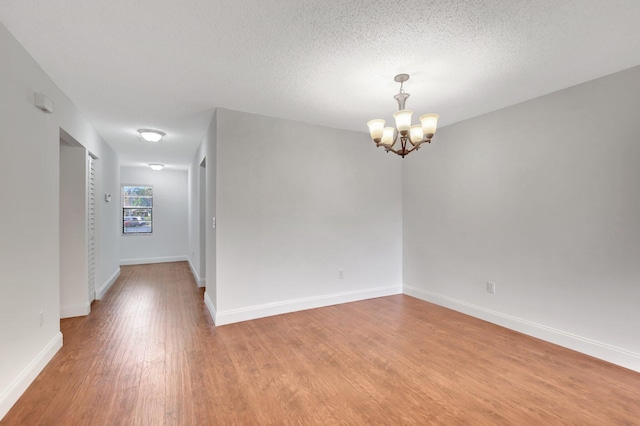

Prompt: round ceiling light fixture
xmin=138 ymin=129 xmax=165 ymax=142
xmin=148 ymin=163 xmax=164 ymax=171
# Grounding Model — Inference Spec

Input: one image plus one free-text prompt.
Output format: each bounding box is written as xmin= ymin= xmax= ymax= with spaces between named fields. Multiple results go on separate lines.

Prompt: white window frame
xmin=121 ymin=184 xmax=154 ymax=235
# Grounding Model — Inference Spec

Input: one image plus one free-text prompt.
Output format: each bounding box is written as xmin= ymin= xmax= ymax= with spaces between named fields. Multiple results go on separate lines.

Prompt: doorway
xmin=59 ymin=133 xmax=90 ymax=318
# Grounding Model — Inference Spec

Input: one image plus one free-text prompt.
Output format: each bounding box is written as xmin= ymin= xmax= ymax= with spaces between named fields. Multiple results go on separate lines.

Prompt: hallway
xmin=3 ymin=262 xmax=640 ymax=424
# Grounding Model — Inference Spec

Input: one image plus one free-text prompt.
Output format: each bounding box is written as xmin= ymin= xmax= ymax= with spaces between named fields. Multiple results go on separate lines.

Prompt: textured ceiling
xmin=1 ymin=0 xmax=640 ymax=169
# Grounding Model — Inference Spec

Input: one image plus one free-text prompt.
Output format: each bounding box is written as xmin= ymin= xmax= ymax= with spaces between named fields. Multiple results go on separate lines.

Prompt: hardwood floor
xmin=3 ymin=261 xmax=640 ymax=425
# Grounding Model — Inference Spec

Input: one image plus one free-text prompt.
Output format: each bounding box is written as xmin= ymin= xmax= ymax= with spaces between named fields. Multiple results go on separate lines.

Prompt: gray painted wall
xmin=403 ymin=66 xmax=640 ymax=371
xmin=0 ymin=22 xmax=120 ymax=418
xmin=210 ymin=108 xmax=403 ymax=324
xmin=120 ymin=167 xmax=189 ymax=264
xmin=187 ymin=113 xmax=216 ymax=302
xmin=205 ymin=111 xmax=217 ymax=308
xmin=187 ymin=140 xmax=207 ymax=286
xmin=59 ymin=142 xmax=89 ymax=317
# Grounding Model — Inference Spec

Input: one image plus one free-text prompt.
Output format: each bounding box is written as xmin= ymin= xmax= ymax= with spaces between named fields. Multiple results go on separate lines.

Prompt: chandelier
xmin=367 ymin=74 xmax=439 ymax=158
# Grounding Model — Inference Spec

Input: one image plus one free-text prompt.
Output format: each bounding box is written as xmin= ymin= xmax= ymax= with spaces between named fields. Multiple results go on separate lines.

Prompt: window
xmin=122 ymin=185 xmax=153 ymax=234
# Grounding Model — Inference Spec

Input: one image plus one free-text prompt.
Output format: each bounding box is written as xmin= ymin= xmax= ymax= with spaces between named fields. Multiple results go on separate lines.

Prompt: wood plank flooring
xmin=3 ymin=261 xmax=640 ymax=425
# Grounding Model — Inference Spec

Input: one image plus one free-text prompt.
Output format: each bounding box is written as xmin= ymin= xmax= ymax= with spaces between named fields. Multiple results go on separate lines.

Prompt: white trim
xmin=0 ymin=332 xmax=63 ymax=420
xmin=403 ymin=285 xmax=640 ymax=373
xmin=215 ymin=285 xmax=402 ymax=326
xmin=204 ymin=291 xmax=216 ymax=325
xmin=187 ymin=258 xmax=205 ymax=288
xmin=119 ymin=255 xmax=188 ymax=266
xmin=96 ymin=267 xmax=120 ymax=300
xmin=60 ymin=301 xmax=90 ymax=319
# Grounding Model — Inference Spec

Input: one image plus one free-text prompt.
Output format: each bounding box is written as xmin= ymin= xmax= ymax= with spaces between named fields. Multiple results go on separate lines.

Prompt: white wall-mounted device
xmin=105 ymin=194 xmax=112 ymax=203
xmin=34 ymin=92 xmax=54 ymax=113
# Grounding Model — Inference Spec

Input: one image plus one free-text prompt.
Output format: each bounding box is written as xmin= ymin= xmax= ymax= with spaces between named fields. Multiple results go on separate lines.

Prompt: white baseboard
xmin=60 ymin=301 xmax=90 ymax=319
xmin=403 ymin=285 xmax=640 ymax=373
xmin=0 ymin=332 xmax=63 ymax=420
xmin=119 ymin=255 xmax=188 ymax=266
xmin=187 ymin=258 xmax=205 ymax=288
xmin=204 ymin=291 xmax=216 ymax=325
xmin=215 ymin=285 xmax=402 ymax=326
xmin=96 ymin=267 xmax=120 ymax=300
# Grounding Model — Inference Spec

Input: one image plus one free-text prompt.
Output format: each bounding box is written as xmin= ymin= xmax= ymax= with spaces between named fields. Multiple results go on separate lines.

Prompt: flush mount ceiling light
xmin=138 ymin=129 xmax=165 ymax=142
xmin=367 ymin=74 xmax=439 ymax=158
xmin=148 ymin=163 xmax=164 ymax=171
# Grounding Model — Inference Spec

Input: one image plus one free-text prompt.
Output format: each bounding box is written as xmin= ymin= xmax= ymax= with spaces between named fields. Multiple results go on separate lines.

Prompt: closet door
xmin=87 ymin=154 xmax=96 ymax=302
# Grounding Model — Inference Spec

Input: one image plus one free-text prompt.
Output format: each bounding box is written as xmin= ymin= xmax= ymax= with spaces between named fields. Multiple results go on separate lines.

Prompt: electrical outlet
xmin=338 ymin=269 xmax=344 ymax=279
xmin=486 ymin=282 xmax=496 ymax=294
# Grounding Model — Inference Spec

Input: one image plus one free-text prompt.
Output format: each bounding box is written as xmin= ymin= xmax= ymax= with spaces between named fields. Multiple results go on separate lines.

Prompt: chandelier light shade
xmin=367 ymin=74 xmax=439 ymax=158
xmin=367 ymin=119 xmax=385 ymax=141
xmin=393 ymin=109 xmax=413 ymax=133
xmin=381 ymin=127 xmax=395 ymax=147
xmin=420 ymin=113 xmax=439 ymax=136
xmin=138 ymin=129 xmax=165 ymax=142
xmin=410 ymin=125 xmax=423 ymax=144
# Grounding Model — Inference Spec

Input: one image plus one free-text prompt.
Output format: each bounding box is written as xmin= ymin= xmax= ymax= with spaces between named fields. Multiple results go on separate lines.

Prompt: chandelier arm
xmin=379 ymin=143 xmax=402 ymax=155
xmin=402 ymin=139 xmax=419 ymax=156
xmin=405 ymin=139 xmax=430 ymax=155
xmin=400 ymin=145 xmax=418 ymax=156
xmin=413 ymin=137 xmax=433 ymax=148
xmin=386 ymin=146 xmax=401 ymax=155
xmin=375 ymin=136 xmax=433 ymax=156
